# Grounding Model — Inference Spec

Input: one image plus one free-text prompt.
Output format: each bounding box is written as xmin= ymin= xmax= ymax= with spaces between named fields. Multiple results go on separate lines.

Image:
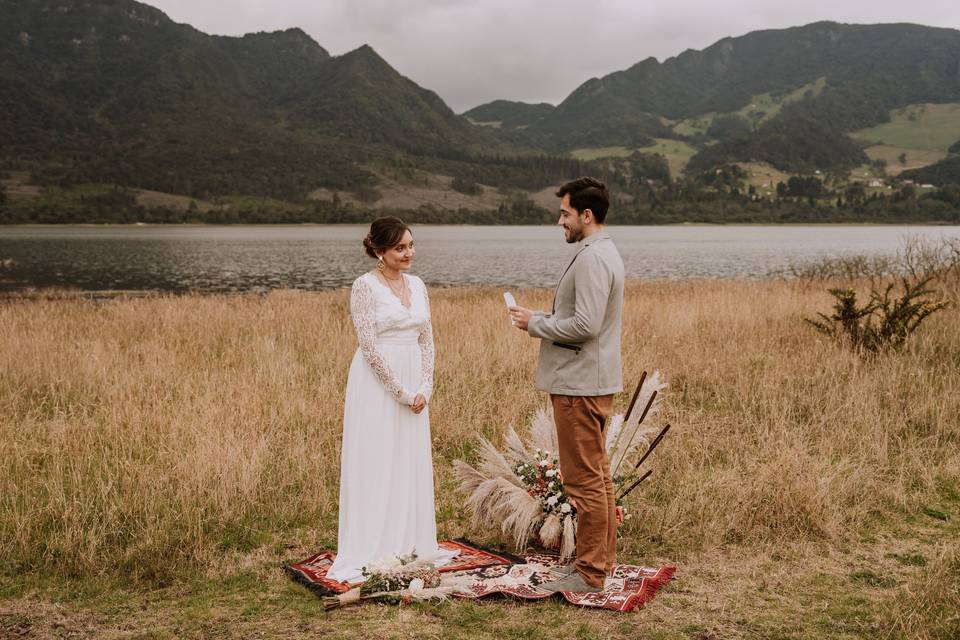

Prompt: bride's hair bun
xmin=362 ymin=233 xmax=376 ymax=258
xmin=363 ymin=216 xmax=411 ymax=259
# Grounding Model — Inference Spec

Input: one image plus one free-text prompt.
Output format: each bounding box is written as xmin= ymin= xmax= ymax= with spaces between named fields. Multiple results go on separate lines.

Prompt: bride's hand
xmin=411 ymin=394 xmax=427 ymax=414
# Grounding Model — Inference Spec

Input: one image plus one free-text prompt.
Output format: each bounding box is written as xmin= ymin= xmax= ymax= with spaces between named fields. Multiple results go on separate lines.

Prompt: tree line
xmin=3 ymin=165 xmax=958 ymax=225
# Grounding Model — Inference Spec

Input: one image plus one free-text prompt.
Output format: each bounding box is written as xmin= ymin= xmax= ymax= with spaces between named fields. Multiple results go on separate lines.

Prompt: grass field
xmin=0 ymin=176 xmax=225 ymax=214
xmin=1 ymin=279 xmax=958 ymax=638
xmin=135 ymin=190 xmax=223 ymax=213
xmin=734 ymin=77 xmax=827 ymax=126
xmin=569 ymin=146 xmax=636 ymax=161
xmin=568 ymin=142 xmax=696 ymax=176
xmin=635 ymin=139 xmax=699 ymax=177
xmin=668 ymin=77 xmax=827 ymax=137
xmin=863 ymin=145 xmax=950 ymax=177
xmin=668 ymin=115 xmax=715 ymax=138
xmin=852 ymin=103 xmax=960 ymax=152
xmin=737 ymin=162 xmax=795 ymax=196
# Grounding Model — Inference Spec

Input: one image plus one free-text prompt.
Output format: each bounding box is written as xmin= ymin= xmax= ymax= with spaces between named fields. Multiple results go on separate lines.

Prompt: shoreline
xmin=0 ymin=273 xmax=903 ymax=301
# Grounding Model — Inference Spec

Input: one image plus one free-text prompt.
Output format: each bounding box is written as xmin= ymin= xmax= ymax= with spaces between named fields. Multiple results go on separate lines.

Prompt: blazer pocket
xmin=552 ymin=341 xmax=582 ymax=353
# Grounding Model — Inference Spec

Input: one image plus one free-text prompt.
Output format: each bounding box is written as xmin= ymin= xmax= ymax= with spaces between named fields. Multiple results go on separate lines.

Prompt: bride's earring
xmin=377 ymin=257 xmax=384 ymax=270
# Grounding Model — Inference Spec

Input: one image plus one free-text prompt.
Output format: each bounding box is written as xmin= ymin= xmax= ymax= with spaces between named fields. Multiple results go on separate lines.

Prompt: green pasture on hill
xmin=863 ymin=146 xmax=949 ymax=175
xmin=570 ymin=140 xmax=697 ymax=177
xmin=668 ymin=77 xmax=827 ymax=137
xmin=852 ymin=103 xmax=960 ymax=152
xmin=636 ymin=139 xmax=698 ymax=176
xmin=734 ymin=77 xmax=827 ymax=125
xmin=669 ymin=114 xmax=715 ymax=137
xmin=569 ymin=146 xmax=636 ymax=161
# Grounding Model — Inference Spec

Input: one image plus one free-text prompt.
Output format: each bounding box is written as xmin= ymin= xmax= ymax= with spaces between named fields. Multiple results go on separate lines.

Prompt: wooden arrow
xmin=632 ymin=423 xmax=671 ymax=472
xmin=617 ymin=469 xmax=653 ymax=501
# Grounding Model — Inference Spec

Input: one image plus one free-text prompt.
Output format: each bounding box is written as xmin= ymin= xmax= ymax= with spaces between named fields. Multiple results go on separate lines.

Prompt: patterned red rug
xmin=451 ymin=551 xmax=675 ymax=613
xmin=286 ymin=541 xmax=675 ymax=612
xmin=284 ymin=538 xmax=525 ymax=596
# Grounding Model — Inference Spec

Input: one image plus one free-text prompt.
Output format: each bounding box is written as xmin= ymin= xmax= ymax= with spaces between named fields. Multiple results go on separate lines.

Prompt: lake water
xmin=1 ymin=225 xmax=959 ymax=293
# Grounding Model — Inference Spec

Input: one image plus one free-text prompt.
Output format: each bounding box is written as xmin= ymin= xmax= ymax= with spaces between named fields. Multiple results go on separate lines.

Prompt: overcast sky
xmin=148 ymin=0 xmax=960 ymax=112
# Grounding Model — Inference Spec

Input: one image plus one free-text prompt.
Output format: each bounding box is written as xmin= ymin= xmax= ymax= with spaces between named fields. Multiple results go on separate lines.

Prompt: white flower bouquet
xmin=322 ymin=552 xmax=454 ymax=610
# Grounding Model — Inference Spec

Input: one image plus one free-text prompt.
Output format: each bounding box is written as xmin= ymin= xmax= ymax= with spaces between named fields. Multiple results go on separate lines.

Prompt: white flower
xmin=408 ymin=578 xmax=425 ymax=591
xmin=546 ymin=495 xmax=559 ymax=506
xmin=561 ymin=502 xmax=572 ymax=513
xmin=545 ymin=469 xmax=556 ymax=478
xmin=538 ymin=459 xmax=549 ymax=467
xmin=550 ymin=482 xmax=556 ymax=489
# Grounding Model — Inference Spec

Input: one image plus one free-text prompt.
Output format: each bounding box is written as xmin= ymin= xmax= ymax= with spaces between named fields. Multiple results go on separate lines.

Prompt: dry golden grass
xmin=1 ymin=279 xmax=958 ymax=638
xmin=886 ymin=543 xmax=960 ymax=639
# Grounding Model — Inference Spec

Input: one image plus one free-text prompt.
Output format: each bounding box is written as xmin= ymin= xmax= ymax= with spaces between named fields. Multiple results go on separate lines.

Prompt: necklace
xmin=381 ymin=270 xmax=402 ymax=281
xmin=379 ymin=271 xmax=408 ymax=305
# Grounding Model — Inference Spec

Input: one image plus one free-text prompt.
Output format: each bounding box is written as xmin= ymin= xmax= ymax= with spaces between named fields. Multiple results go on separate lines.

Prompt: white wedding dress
xmin=326 ymin=272 xmax=458 ymax=583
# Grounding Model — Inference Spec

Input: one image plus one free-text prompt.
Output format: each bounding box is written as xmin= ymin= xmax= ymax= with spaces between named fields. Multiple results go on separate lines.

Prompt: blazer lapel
xmin=550 ymin=232 xmax=610 ymax=313
xmin=551 ymin=245 xmax=587 ymax=314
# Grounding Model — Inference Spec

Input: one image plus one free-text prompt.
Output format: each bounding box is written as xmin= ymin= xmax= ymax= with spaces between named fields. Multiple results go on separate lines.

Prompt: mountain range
xmin=466 ymin=21 xmax=960 ymax=177
xmin=0 ymin=0 xmax=491 ymax=200
xmin=2 ymin=0 xmax=960 ymax=214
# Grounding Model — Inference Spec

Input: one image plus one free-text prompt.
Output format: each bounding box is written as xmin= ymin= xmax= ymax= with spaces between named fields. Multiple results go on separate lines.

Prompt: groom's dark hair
xmin=556 ymin=177 xmax=610 ymax=223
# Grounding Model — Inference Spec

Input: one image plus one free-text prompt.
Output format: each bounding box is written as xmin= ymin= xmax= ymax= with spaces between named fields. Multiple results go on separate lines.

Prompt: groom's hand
xmin=508 ymin=306 xmax=532 ymax=331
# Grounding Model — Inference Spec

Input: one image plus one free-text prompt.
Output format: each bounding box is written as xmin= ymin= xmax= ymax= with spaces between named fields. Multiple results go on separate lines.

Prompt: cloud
xmin=148 ymin=0 xmax=960 ymax=112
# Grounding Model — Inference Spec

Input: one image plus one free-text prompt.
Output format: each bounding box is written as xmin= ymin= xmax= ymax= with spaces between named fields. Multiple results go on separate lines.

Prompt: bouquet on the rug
xmin=454 ymin=371 xmax=670 ymax=560
xmin=322 ymin=553 xmax=457 ymax=610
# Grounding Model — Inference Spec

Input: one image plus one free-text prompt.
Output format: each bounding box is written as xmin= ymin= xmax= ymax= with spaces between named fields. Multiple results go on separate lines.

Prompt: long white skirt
xmin=326 ymin=339 xmax=457 ymax=582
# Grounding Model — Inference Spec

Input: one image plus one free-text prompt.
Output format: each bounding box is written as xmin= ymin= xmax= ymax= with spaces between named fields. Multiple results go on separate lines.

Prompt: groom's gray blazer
xmin=527 ymin=230 xmax=624 ymax=396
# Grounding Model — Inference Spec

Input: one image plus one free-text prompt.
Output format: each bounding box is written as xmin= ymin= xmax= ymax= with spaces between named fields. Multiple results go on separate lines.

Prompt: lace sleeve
xmin=415 ymin=279 xmax=435 ymax=402
xmin=351 ymin=278 xmax=415 ymax=405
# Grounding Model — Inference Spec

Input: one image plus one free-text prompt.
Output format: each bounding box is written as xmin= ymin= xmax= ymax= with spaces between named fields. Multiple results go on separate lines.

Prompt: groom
xmin=509 ymin=177 xmax=625 ymax=593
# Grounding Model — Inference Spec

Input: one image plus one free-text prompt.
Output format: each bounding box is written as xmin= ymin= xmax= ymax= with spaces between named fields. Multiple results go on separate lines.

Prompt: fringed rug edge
xmin=283 ymin=563 xmax=337 ymax=597
xmin=611 ymin=565 xmax=676 ymax=613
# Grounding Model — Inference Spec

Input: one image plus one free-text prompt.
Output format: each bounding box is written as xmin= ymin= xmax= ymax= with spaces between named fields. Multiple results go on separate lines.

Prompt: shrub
xmin=806 ymin=277 xmax=949 ymax=354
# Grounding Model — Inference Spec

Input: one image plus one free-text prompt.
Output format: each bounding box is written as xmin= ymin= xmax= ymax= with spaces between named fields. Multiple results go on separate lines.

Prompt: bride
xmin=327 ymin=217 xmax=458 ymax=583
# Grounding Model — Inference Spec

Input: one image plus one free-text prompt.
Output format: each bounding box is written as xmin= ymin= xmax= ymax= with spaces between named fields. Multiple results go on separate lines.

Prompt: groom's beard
xmin=564 ymin=225 xmax=584 ymax=243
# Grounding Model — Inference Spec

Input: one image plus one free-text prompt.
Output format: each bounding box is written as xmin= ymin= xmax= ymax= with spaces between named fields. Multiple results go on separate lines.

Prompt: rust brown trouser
xmin=550 ymin=394 xmax=616 ymax=588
